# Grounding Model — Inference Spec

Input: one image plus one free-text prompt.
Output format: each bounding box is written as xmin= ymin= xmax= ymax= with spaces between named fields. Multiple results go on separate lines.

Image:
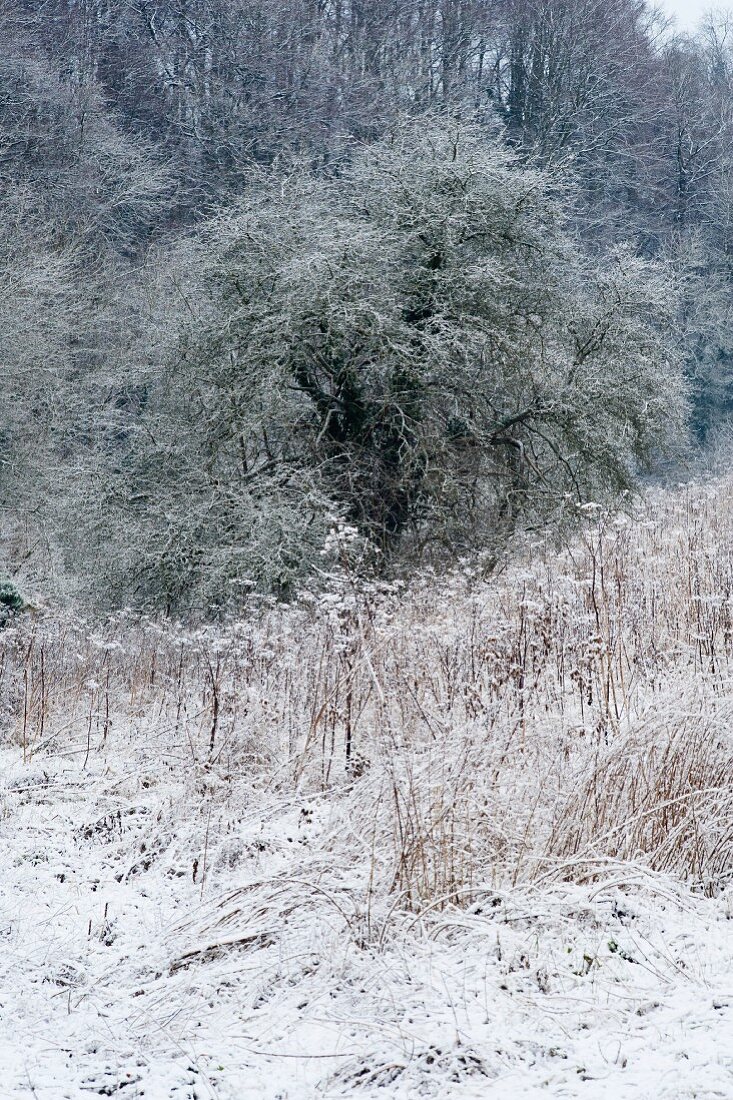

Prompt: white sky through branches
xmin=660 ymin=0 xmax=714 ymax=30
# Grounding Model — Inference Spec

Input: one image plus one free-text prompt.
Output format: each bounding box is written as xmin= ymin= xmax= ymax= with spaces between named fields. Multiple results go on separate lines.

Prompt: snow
xmin=3 ymin=735 xmax=733 ymax=1099
xmin=4 ymin=480 xmax=733 ymax=1097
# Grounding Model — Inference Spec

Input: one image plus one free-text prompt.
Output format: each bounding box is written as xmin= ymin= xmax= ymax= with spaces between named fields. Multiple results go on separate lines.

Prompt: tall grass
xmin=4 ymin=477 xmax=733 ymax=908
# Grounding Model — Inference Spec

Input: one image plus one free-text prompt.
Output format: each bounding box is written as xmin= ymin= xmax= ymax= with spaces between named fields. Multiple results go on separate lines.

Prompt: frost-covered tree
xmin=101 ymin=120 xmax=688 ymax=610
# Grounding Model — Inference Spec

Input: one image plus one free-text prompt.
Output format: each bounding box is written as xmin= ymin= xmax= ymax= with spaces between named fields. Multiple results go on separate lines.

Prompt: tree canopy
xmin=97 ymin=121 xmax=688 ymax=609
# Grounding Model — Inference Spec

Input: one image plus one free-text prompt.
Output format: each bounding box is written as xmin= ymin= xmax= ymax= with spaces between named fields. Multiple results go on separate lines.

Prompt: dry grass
xmin=5 ymin=476 xmax=733 ymax=911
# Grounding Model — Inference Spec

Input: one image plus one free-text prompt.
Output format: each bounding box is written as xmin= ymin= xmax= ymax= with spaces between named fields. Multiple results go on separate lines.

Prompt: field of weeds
xmin=3 ymin=479 xmax=733 ymax=1098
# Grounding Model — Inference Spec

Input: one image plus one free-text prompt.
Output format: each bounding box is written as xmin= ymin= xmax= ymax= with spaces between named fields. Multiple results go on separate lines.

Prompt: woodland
xmin=6 ymin=6 xmax=733 ymax=1099
xmin=1 ymin=0 xmax=730 ymax=612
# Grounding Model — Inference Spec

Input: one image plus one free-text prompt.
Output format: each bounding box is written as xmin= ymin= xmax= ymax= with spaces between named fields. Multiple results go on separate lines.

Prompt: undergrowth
xmin=4 ymin=478 xmax=733 ymax=913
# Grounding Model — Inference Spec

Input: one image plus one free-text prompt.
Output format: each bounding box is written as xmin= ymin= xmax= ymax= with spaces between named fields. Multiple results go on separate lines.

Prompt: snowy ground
xmin=3 ymin=734 xmax=733 ymax=1100
xmin=5 ymin=481 xmax=733 ymax=1097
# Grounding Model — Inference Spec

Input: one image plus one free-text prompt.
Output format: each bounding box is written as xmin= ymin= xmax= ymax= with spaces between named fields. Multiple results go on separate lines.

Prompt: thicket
xmin=0 ymin=0 xmax=731 ymax=611
xmin=5 ymin=478 xmax=733 ymax=902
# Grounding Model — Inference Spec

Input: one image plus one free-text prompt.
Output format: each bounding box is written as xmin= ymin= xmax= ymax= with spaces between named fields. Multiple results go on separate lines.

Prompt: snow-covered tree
xmin=102 ymin=120 xmax=687 ymax=609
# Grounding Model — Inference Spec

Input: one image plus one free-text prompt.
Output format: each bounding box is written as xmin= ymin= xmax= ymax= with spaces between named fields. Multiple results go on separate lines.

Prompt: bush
xmin=93 ymin=118 xmax=689 ymax=610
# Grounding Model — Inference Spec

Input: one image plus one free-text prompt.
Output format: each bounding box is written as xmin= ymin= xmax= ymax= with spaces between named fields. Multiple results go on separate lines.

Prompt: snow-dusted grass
xmin=3 ymin=479 xmax=733 ymax=1096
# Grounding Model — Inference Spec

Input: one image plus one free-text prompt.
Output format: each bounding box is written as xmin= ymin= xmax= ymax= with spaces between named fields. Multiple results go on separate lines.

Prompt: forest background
xmin=3 ymin=0 xmax=732 ymax=614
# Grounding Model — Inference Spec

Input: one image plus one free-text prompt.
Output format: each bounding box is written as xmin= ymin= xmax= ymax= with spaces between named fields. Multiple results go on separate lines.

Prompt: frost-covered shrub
xmin=82 ymin=118 xmax=688 ymax=611
xmin=0 ymin=580 xmax=25 ymax=623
